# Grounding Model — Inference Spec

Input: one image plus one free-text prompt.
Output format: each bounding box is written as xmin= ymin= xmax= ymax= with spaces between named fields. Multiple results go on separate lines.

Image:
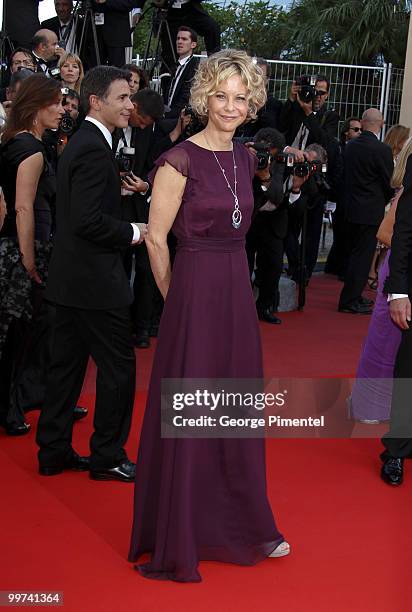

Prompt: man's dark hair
xmin=131 ymin=88 xmax=164 ymax=121
xmin=254 ymin=127 xmax=285 ymax=151
xmin=9 ymin=47 xmax=35 ymax=66
xmin=340 ymin=116 xmax=360 ymax=144
xmin=177 ymin=25 xmax=198 ymax=43
xmin=315 ymin=74 xmax=330 ymax=91
xmin=8 ymin=69 xmax=33 ymax=90
xmin=80 ymin=66 xmax=130 ymax=114
xmin=31 ymin=33 xmax=48 ymax=51
xmin=65 ymin=88 xmax=80 ymax=102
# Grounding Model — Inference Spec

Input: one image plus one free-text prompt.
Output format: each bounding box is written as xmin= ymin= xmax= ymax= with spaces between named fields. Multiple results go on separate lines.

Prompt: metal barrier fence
xmin=136 ymin=55 xmax=405 ymax=136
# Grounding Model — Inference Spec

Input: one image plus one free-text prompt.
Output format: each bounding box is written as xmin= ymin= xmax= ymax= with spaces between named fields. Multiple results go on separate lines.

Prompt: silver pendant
xmin=232 ymin=208 xmax=242 ymax=229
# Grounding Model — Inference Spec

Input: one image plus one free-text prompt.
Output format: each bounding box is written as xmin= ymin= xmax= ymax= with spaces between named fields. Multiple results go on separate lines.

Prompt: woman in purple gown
xmin=129 ymin=50 xmax=289 ymax=582
xmin=350 ymin=138 xmax=412 ymax=422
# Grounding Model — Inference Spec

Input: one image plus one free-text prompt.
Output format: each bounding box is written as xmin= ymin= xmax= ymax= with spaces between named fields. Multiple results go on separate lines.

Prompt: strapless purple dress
xmin=128 ymin=141 xmax=284 ymax=582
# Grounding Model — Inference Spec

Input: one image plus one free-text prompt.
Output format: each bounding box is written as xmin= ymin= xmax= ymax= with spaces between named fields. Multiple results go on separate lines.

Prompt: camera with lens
xmin=50 ymin=67 xmax=61 ymax=80
xmin=182 ymin=105 xmax=203 ymax=138
xmin=295 ymin=75 xmax=317 ymax=104
xmin=275 ymin=152 xmax=327 ymax=177
xmin=115 ymin=147 xmax=135 ymax=174
xmin=253 ymin=142 xmax=271 ymax=170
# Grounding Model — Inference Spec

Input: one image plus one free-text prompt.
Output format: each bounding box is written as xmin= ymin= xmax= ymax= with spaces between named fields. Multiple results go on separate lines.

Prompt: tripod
xmin=142 ymin=4 xmax=176 ymax=80
xmin=0 ymin=0 xmax=14 ymax=87
xmin=74 ymin=0 xmax=101 ymax=67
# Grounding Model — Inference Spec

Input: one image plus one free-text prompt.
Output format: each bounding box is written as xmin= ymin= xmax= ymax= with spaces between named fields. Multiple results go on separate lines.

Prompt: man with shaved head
xmin=338 ymin=108 xmax=394 ymax=314
xmin=31 ymin=29 xmax=65 ymax=77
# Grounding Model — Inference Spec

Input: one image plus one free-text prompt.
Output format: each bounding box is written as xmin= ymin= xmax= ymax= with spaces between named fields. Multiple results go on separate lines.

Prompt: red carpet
xmin=1 ymin=275 xmax=411 ymax=611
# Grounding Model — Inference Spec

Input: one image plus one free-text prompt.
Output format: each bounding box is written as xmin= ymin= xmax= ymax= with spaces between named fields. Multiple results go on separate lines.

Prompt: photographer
xmin=41 ymin=1 xmax=78 ymax=55
xmin=284 ymin=143 xmax=329 ymax=285
xmin=4 ymin=0 xmax=42 ymax=50
xmin=31 ymin=29 xmax=65 ymax=77
xmin=164 ymin=27 xmax=200 ymax=119
xmin=279 ymin=74 xmax=339 ymax=150
xmin=246 ymin=128 xmax=311 ymax=323
xmin=113 ymin=88 xmax=190 ymax=347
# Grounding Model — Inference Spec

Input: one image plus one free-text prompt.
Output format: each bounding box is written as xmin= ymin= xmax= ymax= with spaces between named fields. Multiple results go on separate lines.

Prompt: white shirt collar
xmin=178 ymin=54 xmax=192 ymax=67
xmin=85 ymin=116 xmax=112 ymax=148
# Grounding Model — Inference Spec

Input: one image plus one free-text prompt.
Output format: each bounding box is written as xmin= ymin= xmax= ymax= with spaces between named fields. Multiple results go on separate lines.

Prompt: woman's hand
xmin=22 ymin=256 xmax=42 ymax=284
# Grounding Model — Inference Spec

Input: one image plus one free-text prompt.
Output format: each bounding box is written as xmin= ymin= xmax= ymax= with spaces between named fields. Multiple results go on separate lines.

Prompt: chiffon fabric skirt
xmin=350 ymin=250 xmax=402 ymax=422
xmin=128 ymin=238 xmax=284 ymax=582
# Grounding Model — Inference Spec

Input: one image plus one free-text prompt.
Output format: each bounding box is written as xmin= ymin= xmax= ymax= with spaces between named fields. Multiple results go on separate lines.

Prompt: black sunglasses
xmin=349 ymin=127 xmax=362 ymax=132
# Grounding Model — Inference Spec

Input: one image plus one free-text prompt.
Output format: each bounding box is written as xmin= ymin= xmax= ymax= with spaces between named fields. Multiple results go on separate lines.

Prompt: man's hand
xmin=131 ymin=222 xmax=148 ymax=245
xmin=55 ymin=46 xmax=65 ymax=58
xmin=291 ymin=173 xmax=309 ymax=192
xmin=121 ymin=173 xmax=149 ymax=193
xmin=289 ymin=80 xmax=299 ymax=102
xmin=22 ymin=256 xmax=42 ymax=284
xmin=169 ymin=110 xmax=191 ymax=143
xmin=390 ymin=297 xmax=412 ymax=330
xmin=297 ymin=95 xmax=313 ymax=116
xmin=284 ymin=146 xmax=306 ymax=163
xmin=256 ymin=168 xmax=271 ymax=182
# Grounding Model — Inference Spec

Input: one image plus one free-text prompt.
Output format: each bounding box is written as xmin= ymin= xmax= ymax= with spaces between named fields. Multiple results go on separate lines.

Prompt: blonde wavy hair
xmin=391 ymin=136 xmax=412 ymax=188
xmin=189 ymin=49 xmax=267 ymax=122
xmin=58 ymin=52 xmax=84 ymax=94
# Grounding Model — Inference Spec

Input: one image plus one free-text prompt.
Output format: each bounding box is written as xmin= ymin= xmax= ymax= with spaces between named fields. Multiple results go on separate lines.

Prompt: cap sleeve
xmin=148 ymin=145 xmax=192 ymax=185
xmin=3 ymin=133 xmax=45 ymax=168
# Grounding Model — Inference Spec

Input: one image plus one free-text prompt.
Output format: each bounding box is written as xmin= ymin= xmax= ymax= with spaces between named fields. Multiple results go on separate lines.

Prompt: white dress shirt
xmin=85 ymin=117 xmax=140 ymax=243
xmin=168 ymin=55 xmax=192 ymax=107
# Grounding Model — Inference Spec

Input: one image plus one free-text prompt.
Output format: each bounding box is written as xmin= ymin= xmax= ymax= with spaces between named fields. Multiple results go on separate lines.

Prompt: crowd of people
xmin=1 ymin=0 xmax=412 ymax=585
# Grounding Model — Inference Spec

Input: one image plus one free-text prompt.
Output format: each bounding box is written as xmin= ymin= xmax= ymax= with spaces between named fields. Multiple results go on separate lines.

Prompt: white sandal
xmin=269 ymin=541 xmax=291 ymax=558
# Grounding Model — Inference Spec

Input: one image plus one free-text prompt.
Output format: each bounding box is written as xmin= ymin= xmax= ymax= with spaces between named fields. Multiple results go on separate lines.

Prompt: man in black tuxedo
xmin=31 ymin=29 xmax=65 ymax=76
xmin=279 ymin=75 xmax=339 ymax=150
xmin=113 ymin=88 xmax=190 ymax=347
xmin=164 ymin=26 xmax=200 ymax=119
xmin=338 ymin=109 xmax=393 ymax=314
xmin=36 ymin=66 xmax=147 ymax=482
xmin=380 ymin=158 xmax=412 ymax=485
xmin=134 ymin=0 xmax=220 ymax=72
xmin=4 ymin=0 xmax=43 ymax=50
xmin=41 ymin=0 xmax=78 ymax=54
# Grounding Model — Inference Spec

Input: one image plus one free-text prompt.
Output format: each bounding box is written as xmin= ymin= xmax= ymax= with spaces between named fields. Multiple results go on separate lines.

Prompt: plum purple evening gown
xmin=128 ymin=140 xmax=285 ymax=582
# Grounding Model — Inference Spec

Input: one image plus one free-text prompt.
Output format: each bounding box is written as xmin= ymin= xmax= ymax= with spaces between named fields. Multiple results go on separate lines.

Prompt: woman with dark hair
xmin=0 ymin=74 xmax=64 ymax=435
xmin=123 ymin=64 xmax=149 ymax=95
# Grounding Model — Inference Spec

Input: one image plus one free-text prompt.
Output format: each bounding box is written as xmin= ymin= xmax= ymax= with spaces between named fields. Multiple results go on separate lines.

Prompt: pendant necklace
xmin=203 ymin=133 xmax=242 ymax=229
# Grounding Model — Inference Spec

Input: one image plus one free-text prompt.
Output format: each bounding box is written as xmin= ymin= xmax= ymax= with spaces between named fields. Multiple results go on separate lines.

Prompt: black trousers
xmin=382 ymin=325 xmax=412 ymax=458
xmin=36 ymin=304 xmax=136 ymax=470
xmin=161 ymin=1 xmax=221 ymax=71
xmin=246 ymin=216 xmax=284 ymax=311
xmin=324 ymin=201 xmax=350 ymax=277
xmin=284 ymin=200 xmax=324 ymax=280
xmin=338 ymin=223 xmax=378 ymax=308
xmin=98 ymin=45 xmax=127 ymax=68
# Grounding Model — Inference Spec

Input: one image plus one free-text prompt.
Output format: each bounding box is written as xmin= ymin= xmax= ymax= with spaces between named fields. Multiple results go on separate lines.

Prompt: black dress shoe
xmin=380 ymin=454 xmax=404 ymax=486
xmin=73 ymin=406 xmax=88 ymax=421
xmin=338 ymin=303 xmax=372 ymax=315
xmin=358 ymin=296 xmax=374 ymax=307
xmin=257 ymin=308 xmax=282 ymax=324
xmin=4 ymin=422 xmax=31 ymax=436
xmin=89 ymin=459 xmax=136 ymax=482
xmin=39 ymin=452 xmax=90 ymax=476
xmin=134 ymin=330 xmax=150 ymax=349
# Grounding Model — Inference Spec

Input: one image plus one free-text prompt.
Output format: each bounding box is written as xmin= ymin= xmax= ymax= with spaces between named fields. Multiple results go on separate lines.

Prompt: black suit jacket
xmin=384 ymin=157 xmax=412 ymax=295
xmin=92 ymin=0 xmax=144 ymax=47
xmin=165 ymin=56 xmax=200 ymax=119
xmin=344 ymin=130 xmax=394 ymax=226
xmin=279 ymin=100 xmax=339 ymax=148
xmin=113 ymin=121 xmax=176 ymax=222
xmin=45 ymin=121 xmax=134 ymax=310
xmin=5 ymin=0 xmax=41 ymax=48
xmin=40 ymin=16 xmax=60 ymax=38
